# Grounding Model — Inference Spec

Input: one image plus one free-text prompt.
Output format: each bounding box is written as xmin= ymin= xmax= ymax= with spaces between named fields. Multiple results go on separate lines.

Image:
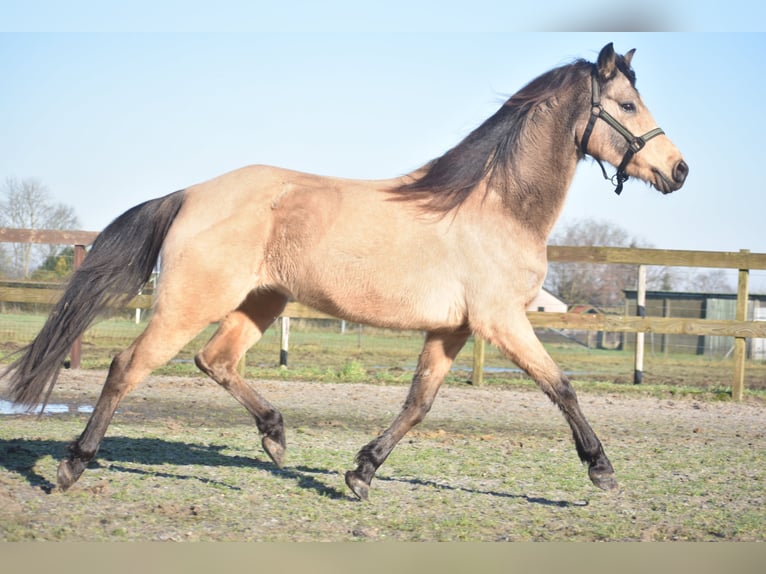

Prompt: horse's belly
xmin=288 ymin=264 xmax=467 ymax=331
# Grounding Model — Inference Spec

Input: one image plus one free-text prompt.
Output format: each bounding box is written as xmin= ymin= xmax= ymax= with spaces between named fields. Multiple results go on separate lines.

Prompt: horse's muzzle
xmin=653 ymin=159 xmax=688 ymax=194
xmin=673 ymin=160 xmax=689 ymax=186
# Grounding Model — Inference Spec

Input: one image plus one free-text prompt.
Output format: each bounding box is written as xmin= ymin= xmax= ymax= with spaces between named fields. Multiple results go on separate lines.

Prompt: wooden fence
xmin=2 ymin=228 xmax=766 ymax=399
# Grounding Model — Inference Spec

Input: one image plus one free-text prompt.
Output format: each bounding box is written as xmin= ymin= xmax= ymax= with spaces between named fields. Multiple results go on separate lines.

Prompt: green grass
xmin=2 ymin=308 xmax=764 ymax=541
xmin=2 ymin=407 xmax=763 ymax=541
xmin=2 ymin=312 xmax=765 ymax=400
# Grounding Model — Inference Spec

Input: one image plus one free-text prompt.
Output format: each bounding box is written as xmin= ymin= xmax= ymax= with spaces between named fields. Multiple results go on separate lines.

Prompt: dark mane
xmin=615 ymin=56 xmax=637 ymax=87
xmin=390 ymin=59 xmax=596 ymax=212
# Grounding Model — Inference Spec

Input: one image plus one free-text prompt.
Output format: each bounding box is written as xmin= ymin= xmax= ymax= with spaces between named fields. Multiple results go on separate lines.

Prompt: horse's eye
xmin=620 ymin=102 xmax=636 ymax=113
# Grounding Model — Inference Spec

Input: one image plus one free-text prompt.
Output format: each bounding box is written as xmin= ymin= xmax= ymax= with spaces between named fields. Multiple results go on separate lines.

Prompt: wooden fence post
xmin=68 ymin=244 xmax=87 ymax=369
xmin=634 ymin=264 xmax=646 ymax=384
xmin=471 ymin=336 xmax=485 ymax=386
xmin=732 ymin=249 xmax=750 ymax=401
xmin=280 ymin=316 xmax=290 ymax=368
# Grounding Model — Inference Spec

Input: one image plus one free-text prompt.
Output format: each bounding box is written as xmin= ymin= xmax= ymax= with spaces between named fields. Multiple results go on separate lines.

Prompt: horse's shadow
xmin=0 ymin=436 xmax=348 ymax=499
xmin=0 ymin=436 xmax=585 ymax=507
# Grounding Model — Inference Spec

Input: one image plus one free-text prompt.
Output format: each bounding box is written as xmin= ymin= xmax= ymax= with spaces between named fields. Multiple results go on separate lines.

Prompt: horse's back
xmin=158 ymin=164 xmax=465 ymax=328
xmin=156 ymin=163 xmax=544 ymax=332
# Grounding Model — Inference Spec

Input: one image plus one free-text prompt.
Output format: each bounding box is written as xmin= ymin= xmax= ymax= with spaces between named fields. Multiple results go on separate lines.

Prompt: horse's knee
xmin=194 ymin=351 xmax=212 ymax=376
xmin=194 ymin=351 xmax=235 ymax=386
xmin=538 ymin=373 xmax=578 ymax=407
xmin=556 ymin=376 xmax=579 ymax=406
xmin=409 ymin=400 xmax=433 ymax=426
xmin=106 ymin=350 xmax=130 ymax=380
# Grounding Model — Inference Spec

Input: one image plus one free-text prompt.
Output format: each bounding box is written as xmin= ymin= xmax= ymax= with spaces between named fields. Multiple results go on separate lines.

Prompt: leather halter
xmin=580 ymin=69 xmax=665 ymax=195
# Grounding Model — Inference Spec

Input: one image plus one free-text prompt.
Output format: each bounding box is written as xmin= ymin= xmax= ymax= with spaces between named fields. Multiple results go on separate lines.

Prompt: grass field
xmin=2 ymin=312 xmax=764 ymax=398
xmin=2 ymin=311 xmax=765 ymax=541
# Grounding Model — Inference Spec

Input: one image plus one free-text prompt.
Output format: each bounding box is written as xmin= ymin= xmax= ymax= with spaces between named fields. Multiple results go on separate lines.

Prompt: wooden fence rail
xmin=2 ymin=229 xmax=766 ymax=398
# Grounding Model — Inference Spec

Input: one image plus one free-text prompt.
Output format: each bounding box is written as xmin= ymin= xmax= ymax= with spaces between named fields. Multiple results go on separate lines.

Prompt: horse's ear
xmin=597 ymin=42 xmax=616 ymax=80
xmin=624 ymin=48 xmax=636 ymax=68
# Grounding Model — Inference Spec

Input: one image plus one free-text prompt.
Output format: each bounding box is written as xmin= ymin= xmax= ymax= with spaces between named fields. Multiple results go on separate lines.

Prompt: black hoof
xmin=589 ymin=459 xmax=618 ymax=491
xmin=57 ymin=458 xmax=86 ymax=491
xmin=344 ymin=470 xmax=370 ymax=501
xmin=262 ymin=436 xmax=285 ymax=468
xmin=590 ymin=470 xmax=619 ymax=491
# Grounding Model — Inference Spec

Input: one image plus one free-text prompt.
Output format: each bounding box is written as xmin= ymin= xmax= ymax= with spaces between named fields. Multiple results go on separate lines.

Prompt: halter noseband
xmin=580 ymin=69 xmax=665 ymax=195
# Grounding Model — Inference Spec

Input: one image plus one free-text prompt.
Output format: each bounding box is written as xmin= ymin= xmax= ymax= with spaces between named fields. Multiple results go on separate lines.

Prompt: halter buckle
xmin=629 ymin=137 xmax=646 ymax=153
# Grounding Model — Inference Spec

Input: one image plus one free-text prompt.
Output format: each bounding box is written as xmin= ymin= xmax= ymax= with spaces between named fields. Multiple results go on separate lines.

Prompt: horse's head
xmin=579 ymin=43 xmax=688 ymax=195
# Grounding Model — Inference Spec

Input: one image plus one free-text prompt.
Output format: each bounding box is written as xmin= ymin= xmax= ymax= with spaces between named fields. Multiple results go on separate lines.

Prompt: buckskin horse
xmin=4 ymin=43 xmax=688 ymax=500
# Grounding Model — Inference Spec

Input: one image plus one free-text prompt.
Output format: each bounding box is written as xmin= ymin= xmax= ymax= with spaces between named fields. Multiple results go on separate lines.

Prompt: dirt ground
xmin=2 ymin=368 xmax=765 ymax=541
xmin=39 ymin=368 xmax=766 ymax=438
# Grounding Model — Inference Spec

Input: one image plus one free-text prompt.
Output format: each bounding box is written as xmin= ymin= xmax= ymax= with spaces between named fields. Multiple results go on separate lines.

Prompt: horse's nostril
xmin=673 ymin=160 xmax=689 ymax=184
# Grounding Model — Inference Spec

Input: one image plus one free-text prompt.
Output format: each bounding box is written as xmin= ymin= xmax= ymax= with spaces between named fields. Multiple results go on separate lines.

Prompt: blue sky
xmin=1 ymin=4 xmax=765 ymax=288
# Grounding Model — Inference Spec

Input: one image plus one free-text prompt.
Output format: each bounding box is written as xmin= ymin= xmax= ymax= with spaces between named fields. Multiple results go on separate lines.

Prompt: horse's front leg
xmin=345 ymin=329 xmax=469 ymax=500
xmin=479 ymin=314 xmax=618 ymax=491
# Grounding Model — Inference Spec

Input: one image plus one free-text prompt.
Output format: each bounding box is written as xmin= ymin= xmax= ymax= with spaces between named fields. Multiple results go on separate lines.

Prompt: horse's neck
xmin=498 ymin=100 xmax=582 ymax=240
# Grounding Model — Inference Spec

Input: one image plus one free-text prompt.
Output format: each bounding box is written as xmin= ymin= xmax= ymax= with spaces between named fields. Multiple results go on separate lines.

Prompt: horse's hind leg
xmin=57 ymin=314 xmax=214 ymax=490
xmin=481 ymin=315 xmax=617 ymax=491
xmin=194 ymin=289 xmax=288 ymax=467
xmin=345 ymin=328 xmax=470 ymax=500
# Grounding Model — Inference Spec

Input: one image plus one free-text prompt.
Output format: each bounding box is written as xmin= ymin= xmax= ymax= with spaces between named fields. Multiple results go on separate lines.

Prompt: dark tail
xmin=3 ymin=190 xmax=186 ymax=408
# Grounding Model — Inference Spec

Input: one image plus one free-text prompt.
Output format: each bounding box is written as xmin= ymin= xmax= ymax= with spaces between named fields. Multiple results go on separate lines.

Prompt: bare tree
xmin=0 ymin=177 xmax=80 ymax=278
xmin=545 ymin=218 xmax=674 ymax=307
xmin=679 ymin=269 xmax=734 ymax=293
xmin=0 ymin=245 xmax=11 ymax=277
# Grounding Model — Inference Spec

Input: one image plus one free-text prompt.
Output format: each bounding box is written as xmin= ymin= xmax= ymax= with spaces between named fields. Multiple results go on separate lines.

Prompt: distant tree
xmin=680 ymin=269 xmax=734 ymax=293
xmin=545 ymin=218 xmax=674 ymax=307
xmin=30 ymin=246 xmax=76 ymax=282
xmin=0 ymin=245 xmax=11 ymax=278
xmin=0 ymin=177 xmax=80 ymax=278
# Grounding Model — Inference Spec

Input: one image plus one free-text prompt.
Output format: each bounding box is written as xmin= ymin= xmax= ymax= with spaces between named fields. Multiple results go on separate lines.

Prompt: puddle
xmin=0 ymin=399 xmax=93 ymax=416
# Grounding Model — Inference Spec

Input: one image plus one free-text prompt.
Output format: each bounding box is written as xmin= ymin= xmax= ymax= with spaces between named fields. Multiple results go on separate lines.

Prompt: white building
xmin=526 ymin=288 xmax=567 ymax=313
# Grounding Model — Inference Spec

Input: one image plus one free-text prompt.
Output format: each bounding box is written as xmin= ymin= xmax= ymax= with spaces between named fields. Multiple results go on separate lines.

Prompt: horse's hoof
xmin=344 ymin=471 xmax=370 ymax=501
xmin=589 ymin=468 xmax=619 ymax=491
xmin=262 ymin=436 xmax=285 ymax=468
xmin=57 ymin=459 xmax=79 ymax=491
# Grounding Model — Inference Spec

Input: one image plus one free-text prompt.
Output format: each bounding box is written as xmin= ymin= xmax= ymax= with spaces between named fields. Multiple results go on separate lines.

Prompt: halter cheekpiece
xmin=580 ymin=68 xmax=665 ymax=195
